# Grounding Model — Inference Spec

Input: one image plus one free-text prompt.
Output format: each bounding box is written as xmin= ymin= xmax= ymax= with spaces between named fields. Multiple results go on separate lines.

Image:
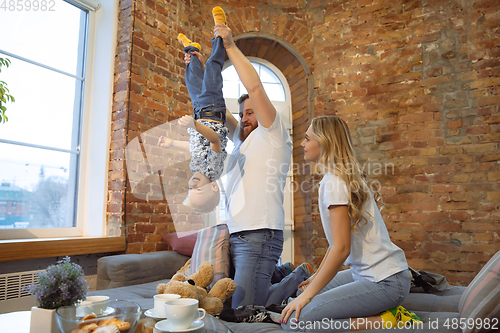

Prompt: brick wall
xmin=109 ymin=0 xmax=499 ymax=285
xmin=307 ymin=0 xmax=500 ymax=286
xmin=109 ymin=0 xmax=208 ymax=253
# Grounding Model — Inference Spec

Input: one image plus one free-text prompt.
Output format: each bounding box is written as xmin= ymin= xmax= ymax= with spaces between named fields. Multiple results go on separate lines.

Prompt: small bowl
xmin=56 ymin=299 xmax=141 ymax=333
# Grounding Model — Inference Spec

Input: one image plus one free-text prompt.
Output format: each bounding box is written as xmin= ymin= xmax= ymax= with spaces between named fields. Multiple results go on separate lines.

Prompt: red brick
xmin=423 ymin=222 xmax=462 ymax=232
xmin=432 ymin=185 xmax=460 ymax=192
xmin=423 ymin=243 xmax=459 ymax=253
xmin=447 ymin=119 xmax=463 ymax=129
xmin=136 ymin=223 xmax=155 ymax=233
xmin=400 ymin=113 xmax=434 ymax=123
xmin=402 ymin=202 xmax=439 ymax=212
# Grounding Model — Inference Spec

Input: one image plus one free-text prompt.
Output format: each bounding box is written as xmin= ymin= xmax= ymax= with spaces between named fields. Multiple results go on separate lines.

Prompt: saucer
xmin=144 ymin=308 xmax=166 ymax=319
xmin=155 ymin=319 xmax=205 ymax=332
xmin=100 ymin=307 xmax=115 ymax=317
xmin=76 ymin=307 xmax=115 ymax=318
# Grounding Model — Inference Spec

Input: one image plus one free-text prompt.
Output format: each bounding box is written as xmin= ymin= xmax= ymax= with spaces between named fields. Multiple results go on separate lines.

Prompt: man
xmin=215 ymin=23 xmax=313 ymax=308
xmin=185 ymin=21 xmax=310 ymax=309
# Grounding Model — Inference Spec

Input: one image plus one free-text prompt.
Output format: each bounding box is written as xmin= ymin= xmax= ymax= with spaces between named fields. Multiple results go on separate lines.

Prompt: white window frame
xmin=1 ymin=0 xmax=117 ymax=239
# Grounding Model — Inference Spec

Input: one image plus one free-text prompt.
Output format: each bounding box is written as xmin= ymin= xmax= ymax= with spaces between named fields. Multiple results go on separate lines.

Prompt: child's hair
xmin=183 ymin=186 xmax=221 ymax=214
xmin=310 ymin=115 xmax=383 ymax=231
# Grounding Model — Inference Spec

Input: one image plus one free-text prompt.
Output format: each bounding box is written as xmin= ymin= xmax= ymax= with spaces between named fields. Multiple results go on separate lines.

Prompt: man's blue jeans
xmin=230 ymin=229 xmax=309 ymax=308
xmin=184 ymin=37 xmax=226 ymax=119
xmin=281 ymin=269 xmax=411 ymax=332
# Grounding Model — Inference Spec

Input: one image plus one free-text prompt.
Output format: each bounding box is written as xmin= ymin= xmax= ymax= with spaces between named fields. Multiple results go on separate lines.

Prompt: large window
xmin=0 ymin=0 xmax=112 ymax=238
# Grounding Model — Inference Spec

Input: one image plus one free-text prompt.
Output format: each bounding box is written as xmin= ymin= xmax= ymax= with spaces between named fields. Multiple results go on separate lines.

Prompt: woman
xmin=280 ymin=116 xmax=421 ymax=331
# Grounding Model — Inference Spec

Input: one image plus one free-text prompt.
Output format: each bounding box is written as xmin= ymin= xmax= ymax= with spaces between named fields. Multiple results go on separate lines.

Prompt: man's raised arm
xmin=215 ymin=23 xmax=276 ymax=128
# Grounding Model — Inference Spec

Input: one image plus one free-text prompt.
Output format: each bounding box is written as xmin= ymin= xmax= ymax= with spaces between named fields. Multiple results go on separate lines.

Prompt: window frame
xmin=0 ymin=0 xmax=117 ymax=240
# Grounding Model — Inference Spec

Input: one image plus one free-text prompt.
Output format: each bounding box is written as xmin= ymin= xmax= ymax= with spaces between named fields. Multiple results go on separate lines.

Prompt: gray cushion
xmin=96 ymin=251 xmax=190 ymax=290
xmin=458 ymin=251 xmax=500 ymax=333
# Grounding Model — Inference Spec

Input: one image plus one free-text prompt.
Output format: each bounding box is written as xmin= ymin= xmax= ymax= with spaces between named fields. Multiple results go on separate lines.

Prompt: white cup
xmin=153 ymin=294 xmax=181 ymax=317
xmin=77 ymin=296 xmax=109 ymax=316
xmin=164 ymin=298 xmax=206 ymax=330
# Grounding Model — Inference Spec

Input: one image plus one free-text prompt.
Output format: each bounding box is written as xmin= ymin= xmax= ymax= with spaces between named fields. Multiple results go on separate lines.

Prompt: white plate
xmin=155 ymin=319 xmax=205 ymax=332
xmin=144 ymin=308 xmax=166 ymax=319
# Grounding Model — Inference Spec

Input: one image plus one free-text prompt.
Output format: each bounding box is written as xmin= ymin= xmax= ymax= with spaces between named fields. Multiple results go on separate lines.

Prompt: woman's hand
xmin=298 ymin=275 xmax=315 ymax=291
xmin=280 ymin=294 xmax=311 ymax=325
xmin=214 ymin=23 xmax=235 ymax=49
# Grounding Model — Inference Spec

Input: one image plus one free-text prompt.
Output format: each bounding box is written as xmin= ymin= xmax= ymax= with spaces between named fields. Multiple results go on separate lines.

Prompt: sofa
xmin=89 ymin=250 xmax=500 ymax=333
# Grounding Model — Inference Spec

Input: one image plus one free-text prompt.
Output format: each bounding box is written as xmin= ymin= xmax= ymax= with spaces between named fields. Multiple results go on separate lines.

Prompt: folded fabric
xmin=409 ymin=267 xmax=452 ymax=293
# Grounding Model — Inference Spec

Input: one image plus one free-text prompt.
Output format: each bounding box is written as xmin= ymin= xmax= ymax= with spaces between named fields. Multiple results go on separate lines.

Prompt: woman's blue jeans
xmin=230 ymin=228 xmax=310 ymax=308
xmin=281 ymin=269 xmax=411 ymax=332
xmin=184 ymin=37 xmax=226 ymax=118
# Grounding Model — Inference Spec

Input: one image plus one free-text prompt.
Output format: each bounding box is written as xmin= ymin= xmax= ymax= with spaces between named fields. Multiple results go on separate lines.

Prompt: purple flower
xmin=25 ymin=256 xmax=89 ymax=309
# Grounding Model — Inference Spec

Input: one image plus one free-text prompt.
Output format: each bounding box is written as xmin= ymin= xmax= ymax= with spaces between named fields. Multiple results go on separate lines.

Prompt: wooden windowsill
xmin=0 ymin=236 xmax=126 ymax=261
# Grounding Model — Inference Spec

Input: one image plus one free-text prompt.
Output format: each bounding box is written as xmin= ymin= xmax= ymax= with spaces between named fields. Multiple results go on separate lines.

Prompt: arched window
xmin=222 ymin=61 xmax=286 ymax=102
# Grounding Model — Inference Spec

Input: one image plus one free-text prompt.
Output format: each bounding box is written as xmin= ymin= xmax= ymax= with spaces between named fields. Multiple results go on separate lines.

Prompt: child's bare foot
xmin=177 ymin=33 xmax=201 ymax=51
xmin=212 ymin=6 xmax=226 ymax=25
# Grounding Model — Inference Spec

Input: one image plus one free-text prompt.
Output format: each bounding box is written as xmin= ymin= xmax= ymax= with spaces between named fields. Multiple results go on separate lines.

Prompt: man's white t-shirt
xmin=319 ymin=172 xmax=408 ymax=282
xmin=225 ymin=113 xmax=292 ymax=234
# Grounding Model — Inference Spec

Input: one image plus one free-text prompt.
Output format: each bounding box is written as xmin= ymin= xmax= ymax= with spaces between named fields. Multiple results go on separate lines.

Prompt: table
xmin=0 ymin=310 xmax=232 ymax=333
xmin=200 ymin=314 xmax=233 ymax=333
xmin=0 ymin=311 xmax=31 ymax=332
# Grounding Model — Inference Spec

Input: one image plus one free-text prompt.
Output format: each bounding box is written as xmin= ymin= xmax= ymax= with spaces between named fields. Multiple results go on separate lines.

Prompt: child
xmin=280 ymin=115 xmax=422 ymax=331
xmin=158 ymin=7 xmax=228 ymax=213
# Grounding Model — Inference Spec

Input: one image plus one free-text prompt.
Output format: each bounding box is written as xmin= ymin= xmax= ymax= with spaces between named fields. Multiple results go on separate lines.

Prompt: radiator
xmin=0 ymin=270 xmax=39 ymax=314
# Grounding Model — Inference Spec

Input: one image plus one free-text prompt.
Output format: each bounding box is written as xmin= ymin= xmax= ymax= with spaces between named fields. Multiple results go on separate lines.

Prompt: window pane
xmin=239 ymin=82 xmax=248 ymax=96
xmin=222 ymin=63 xmax=286 ymax=101
xmin=263 ymin=83 xmax=286 ymax=101
xmin=260 ymin=65 xmax=281 ymax=84
xmin=251 ymin=62 xmax=260 ymax=74
xmin=222 ymin=81 xmax=239 ymax=99
xmin=222 ymin=65 xmax=238 ymax=81
xmin=0 ymin=143 xmax=77 ymax=229
xmin=0 ymin=0 xmax=86 ymax=76
xmin=0 ymin=58 xmax=82 ymax=151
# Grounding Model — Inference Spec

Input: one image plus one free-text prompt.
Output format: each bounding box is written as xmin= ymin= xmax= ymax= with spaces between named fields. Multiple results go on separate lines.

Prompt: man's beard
xmin=239 ymin=123 xmax=256 ymax=141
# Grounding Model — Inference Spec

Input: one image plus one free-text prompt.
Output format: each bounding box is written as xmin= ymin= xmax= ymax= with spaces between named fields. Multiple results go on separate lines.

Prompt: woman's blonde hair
xmin=311 ymin=115 xmax=383 ymax=231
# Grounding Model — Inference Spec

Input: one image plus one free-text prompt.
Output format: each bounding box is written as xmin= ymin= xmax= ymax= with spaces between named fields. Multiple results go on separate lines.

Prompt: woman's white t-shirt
xmin=319 ymin=172 xmax=408 ymax=282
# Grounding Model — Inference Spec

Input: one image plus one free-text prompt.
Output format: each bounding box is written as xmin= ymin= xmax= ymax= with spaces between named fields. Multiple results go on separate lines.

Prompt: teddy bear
xmin=156 ymin=259 xmax=236 ymax=316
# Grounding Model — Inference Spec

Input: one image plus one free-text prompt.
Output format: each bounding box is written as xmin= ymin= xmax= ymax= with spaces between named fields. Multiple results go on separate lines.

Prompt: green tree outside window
xmin=0 ymin=57 xmax=15 ymax=123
